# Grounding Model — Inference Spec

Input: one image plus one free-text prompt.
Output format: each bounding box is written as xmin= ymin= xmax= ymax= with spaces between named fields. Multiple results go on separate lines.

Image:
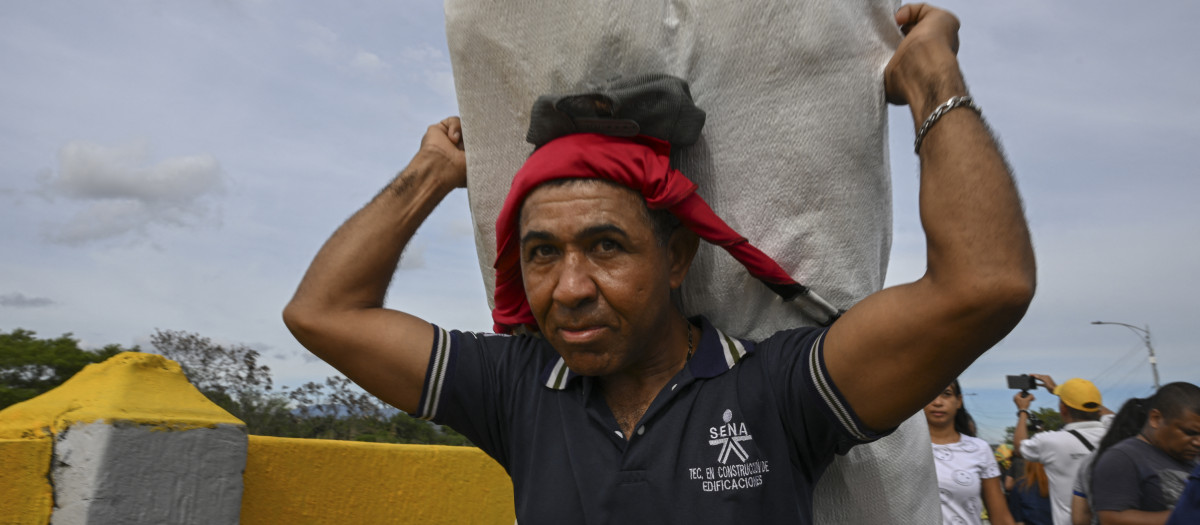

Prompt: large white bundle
xmin=444 ymin=1 xmax=939 ymax=522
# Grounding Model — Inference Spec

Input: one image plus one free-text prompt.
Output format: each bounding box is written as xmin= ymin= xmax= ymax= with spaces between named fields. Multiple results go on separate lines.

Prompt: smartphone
xmin=1006 ymin=374 xmax=1036 ymax=391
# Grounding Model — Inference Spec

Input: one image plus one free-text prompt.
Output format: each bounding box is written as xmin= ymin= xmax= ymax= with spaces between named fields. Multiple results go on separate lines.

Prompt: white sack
xmin=444 ymin=1 xmax=940 ymax=522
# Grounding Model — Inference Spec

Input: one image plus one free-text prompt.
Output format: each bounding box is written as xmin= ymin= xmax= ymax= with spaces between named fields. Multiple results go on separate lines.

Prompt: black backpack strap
xmin=1068 ymin=429 xmax=1096 ymax=451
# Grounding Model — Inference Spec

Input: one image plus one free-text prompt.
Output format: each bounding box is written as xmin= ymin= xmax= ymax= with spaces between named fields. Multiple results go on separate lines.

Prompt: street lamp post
xmin=1091 ymin=321 xmax=1160 ymax=390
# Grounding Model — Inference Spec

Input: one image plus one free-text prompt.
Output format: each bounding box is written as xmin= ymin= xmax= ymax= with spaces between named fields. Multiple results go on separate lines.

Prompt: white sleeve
xmin=1019 ymin=433 xmax=1046 ymax=462
xmin=980 ymin=445 xmax=1002 ymax=479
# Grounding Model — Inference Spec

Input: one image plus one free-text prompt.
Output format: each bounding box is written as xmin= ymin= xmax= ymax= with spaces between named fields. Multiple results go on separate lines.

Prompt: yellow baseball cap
xmin=1054 ymin=378 xmax=1102 ymax=412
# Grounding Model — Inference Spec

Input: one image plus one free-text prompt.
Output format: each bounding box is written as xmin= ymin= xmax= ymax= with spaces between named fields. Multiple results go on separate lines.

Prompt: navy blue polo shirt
xmin=416 ymin=316 xmax=887 ymax=524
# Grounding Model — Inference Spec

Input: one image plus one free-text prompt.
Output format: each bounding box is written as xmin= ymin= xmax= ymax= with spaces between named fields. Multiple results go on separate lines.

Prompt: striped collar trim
xmin=542 ymin=355 xmax=576 ymax=390
xmin=540 ymin=316 xmax=751 ymax=390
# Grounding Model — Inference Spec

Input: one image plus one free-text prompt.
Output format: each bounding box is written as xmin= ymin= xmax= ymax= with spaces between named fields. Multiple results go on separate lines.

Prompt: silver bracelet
xmin=913 ymin=95 xmax=982 ymax=154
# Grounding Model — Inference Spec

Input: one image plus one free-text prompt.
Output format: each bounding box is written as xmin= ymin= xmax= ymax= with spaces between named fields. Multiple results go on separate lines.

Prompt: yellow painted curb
xmin=0 ymin=352 xmax=243 ymax=440
xmin=242 ymin=436 xmax=515 ymax=524
xmin=0 ymin=437 xmax=52 ymax=525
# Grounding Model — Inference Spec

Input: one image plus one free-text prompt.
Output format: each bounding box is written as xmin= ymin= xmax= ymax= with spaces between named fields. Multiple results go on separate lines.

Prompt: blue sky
xmin=2 ymin=0 xmax=1197 ymax=443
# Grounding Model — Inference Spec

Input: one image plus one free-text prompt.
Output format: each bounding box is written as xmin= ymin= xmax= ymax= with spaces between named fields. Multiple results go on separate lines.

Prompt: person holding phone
xmin=1013 ymin=375 xmax=1112 ymax=525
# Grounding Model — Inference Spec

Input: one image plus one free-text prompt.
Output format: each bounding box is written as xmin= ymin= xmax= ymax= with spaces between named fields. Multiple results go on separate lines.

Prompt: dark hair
xmin=1090 ymin=383 xmax=1200 ymax=467
xmin=1091 ymin=397 xmax=1149 ymax=466
xmin=1148 ymin=381 xmax=1200 ymax=421
xmin=949 ymin=380 xmax=977 ymax=438
xmin=1064 ymin=405 xmax=1102 ymax=422
xmin=525 ymin=178 xmax=681 ymax=246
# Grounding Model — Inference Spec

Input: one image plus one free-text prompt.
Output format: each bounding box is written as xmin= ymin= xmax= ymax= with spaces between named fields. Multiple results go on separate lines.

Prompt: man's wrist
xmin=903 ymin=60 xmax=968 ymax=125
xmin=1016 ymin=409 xmax=1029 ymax=418
xmin=393 ymin=155 xmax=460 ymax=198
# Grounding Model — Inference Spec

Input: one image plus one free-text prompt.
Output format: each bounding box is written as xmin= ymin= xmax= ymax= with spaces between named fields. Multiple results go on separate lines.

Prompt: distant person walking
xmin=1070 ymin=397 xmax=1149 ymax=525
xmin=1090 ymin=382 xmax=1200 ymax=525
xmin=926 ymin=380 xmax=1015 ymax=525
xmin=1013 ymin=374 xmax=1112 ymax=525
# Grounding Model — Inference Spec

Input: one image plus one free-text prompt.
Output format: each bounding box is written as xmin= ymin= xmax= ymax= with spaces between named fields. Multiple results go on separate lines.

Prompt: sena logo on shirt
xmin=687 ymin=409 xmax=770 ymax=493
xmin=709 ymin=409 xmax=753 ymax=464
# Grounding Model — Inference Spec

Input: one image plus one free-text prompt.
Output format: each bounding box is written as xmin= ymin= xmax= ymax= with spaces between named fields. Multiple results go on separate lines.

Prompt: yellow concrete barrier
xmin=0 ymin=437 xmax=52 ymax=525
xmin=0 ymin=352 xmax=246 ymax=523
xmin=243 ymin=436 xmax=515 ymax=525
xmin=0 ymin=352 xmax=242 ymax=440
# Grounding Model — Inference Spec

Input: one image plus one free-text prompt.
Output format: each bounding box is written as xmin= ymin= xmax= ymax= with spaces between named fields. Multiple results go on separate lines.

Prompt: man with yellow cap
xmin=1014 ymin=374 xmax=1113 ymax=525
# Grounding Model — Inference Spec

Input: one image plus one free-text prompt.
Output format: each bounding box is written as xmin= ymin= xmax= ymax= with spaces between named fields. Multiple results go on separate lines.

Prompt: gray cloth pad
xmin=444 ymin=0 xmax=940 ymax=523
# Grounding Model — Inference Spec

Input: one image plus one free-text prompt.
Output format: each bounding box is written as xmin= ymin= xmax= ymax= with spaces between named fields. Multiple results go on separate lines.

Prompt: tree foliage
xmin=150 ymin=329 xmax=273 ymax=399
xmin=150 ymin=329 xmax=469 ymax=445
xmin=3 ymin=327 xmax=469 ymax=446
xmin=0 ymin=329 xmax=130 ymax=409
xmin=1003 ymin=407 xmax=1064 ymax=444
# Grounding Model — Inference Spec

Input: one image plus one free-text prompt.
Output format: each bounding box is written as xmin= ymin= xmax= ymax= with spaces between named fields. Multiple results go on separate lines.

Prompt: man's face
xmin=518 ymin=180 xmax=687 ymax=377
xmin=1150 ymin=409 xmax=1200 ymax=463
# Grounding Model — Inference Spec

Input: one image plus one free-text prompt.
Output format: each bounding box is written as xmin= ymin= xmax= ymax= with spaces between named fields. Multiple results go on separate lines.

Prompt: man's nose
xmin=552 ymin=252 xmax=597 ymax=308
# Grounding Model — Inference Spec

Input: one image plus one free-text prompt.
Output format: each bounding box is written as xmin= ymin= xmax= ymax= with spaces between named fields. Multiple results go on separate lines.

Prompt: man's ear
xmin=668 ymin=228 xmax=700 ymax=289
xmin=1147 ymin=408 xmax=1164 ymax=430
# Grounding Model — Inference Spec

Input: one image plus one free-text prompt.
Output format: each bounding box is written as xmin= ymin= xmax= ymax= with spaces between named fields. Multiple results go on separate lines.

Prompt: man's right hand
xmin=284 ymin=117 xmax=468 ymax=414
xmin=416 ymin=117 xmax=467 ymax=189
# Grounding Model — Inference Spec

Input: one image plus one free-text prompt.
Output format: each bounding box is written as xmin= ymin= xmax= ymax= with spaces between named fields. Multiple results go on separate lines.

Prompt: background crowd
xmin=924 ymin=374 xmax=1200 ymax=525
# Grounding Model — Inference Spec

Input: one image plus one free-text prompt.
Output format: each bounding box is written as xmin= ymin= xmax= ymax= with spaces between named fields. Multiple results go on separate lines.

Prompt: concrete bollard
xmin=0 ymin=352 xmax=247 ymax=524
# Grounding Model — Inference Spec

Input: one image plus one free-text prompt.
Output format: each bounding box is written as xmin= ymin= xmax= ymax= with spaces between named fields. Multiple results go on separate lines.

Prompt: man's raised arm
xmin=824 ymin=4 xmax=1037 ymax=431
xmin=283 ymin=117 xmax=467 ymax=414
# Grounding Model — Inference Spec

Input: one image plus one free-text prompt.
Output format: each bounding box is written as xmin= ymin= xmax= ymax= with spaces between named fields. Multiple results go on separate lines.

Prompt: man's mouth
xmin=556 ymin=325 xmax=606 ymax=344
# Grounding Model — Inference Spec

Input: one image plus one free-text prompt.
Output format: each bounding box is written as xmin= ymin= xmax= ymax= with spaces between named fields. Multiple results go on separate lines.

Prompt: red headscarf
xmin=492 ymin=133 xmax=807 ymax=334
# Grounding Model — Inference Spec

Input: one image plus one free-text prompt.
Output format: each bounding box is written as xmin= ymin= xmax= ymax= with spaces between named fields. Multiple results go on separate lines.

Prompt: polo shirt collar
xmin=539 ymin=316 xmax=750 ymax=391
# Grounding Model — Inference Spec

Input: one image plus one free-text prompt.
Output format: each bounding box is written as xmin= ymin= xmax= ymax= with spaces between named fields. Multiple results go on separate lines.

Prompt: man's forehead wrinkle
xmin=580 ymin=224 xmax=630 ymax=239
xmin=520 ymin=230 xmax=556 ymax=246
xmin=518 ymin=223 xmax=630 ymax=248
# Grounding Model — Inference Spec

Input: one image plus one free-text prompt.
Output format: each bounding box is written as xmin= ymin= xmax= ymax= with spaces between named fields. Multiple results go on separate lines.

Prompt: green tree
xmin=285 ymin=375 xmax=470 ymax=445
xmin=150 ymin=329 xmax=273 ymax=399
xmin=1003 ymin=406 xmax=1064 ymax=444
xmin=149 ymin=329 xmax=293 ymax=435
xmin=149 ymin=329 xmax=470 ymax=445
xmin=0 ymin=328 xmax=130 ymax=410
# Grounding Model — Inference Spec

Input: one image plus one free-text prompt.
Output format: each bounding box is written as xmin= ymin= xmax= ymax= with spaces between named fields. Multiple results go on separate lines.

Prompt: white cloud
xmin=38 ymin=140 xmax=225 ymax=244
xmin=398 ymin=44 xmax=443 ymax=64
xmin=350 ymin=50 xmax=389 ymax=73
xmin=297 ymin=21 xmax=394 ymax=75
xmin=296 ymin=21 xmax=340 ymax=62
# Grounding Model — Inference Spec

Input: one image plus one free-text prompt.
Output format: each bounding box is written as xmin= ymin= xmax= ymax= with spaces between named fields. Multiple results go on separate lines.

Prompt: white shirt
xmin=1018 ymin=417 xmax=1111 ymax=525
xmin=933 ymin=435 xmax=1001 ymax=525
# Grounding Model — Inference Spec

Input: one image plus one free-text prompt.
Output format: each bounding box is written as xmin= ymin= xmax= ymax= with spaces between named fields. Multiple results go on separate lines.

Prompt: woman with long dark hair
xmin=1070 ymin=396 xmax=1148 ymax=525
xmin=1089 ymin=382 xmax=1200 ymax=523
xmin=925 ymin=380 xmax=1015 ymax=525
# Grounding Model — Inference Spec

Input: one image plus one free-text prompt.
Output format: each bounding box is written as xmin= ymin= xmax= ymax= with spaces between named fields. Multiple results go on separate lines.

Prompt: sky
xmin=2 ymin=1 xmax=1198 ymax=444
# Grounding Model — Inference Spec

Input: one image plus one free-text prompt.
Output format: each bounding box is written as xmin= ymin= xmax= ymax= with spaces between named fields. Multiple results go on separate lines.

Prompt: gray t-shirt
xmin=1072 ymin=453 xmax=1098 ymax=525
xmin=1091 ymin=437 xmax=1193 ymax=513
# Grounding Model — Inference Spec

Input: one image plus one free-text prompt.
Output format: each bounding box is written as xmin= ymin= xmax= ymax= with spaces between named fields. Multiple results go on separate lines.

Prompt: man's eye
xmin=529 ymin=245 xmax=556 ymax=259
xmin=596 ymin=239 xmax=620 ymax=252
